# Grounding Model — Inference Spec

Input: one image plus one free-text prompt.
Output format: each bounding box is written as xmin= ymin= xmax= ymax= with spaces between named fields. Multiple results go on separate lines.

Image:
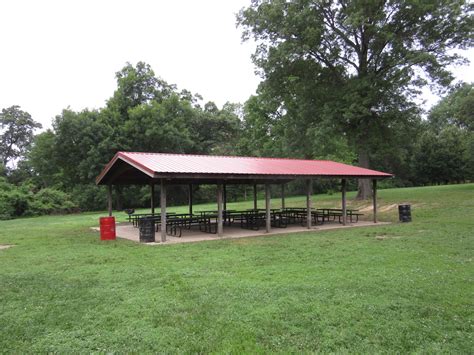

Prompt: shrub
xmin=27 ymin=188 xmax=77 ymax=216
xmin=0 ymin=178 xmax=31 ymax=219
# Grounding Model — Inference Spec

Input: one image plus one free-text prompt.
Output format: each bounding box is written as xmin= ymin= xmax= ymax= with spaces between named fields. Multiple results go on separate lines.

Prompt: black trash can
xmin=398 ymin=204 xmax=412 ymax=222
xmin=139 ymin=217 xmax=155 ymax=242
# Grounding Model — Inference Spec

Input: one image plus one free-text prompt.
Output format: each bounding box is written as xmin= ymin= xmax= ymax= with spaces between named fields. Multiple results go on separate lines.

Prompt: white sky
xmin=0 ymin=0 xmax=472 ymax=130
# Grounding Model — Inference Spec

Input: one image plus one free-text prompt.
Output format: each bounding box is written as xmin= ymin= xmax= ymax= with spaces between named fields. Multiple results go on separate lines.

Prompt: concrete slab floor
xmin=92 ymin=221 xmax=390 ymax=246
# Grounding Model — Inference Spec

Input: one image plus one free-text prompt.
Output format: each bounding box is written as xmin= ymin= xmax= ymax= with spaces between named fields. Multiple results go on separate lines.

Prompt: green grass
xmin=0 ymin=184 xmax=473 ymax=352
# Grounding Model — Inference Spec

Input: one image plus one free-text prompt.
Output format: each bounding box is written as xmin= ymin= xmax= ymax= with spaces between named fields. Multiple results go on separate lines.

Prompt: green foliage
xmin=412 ymin=126 xmax=470 ymax=184
xmin=0 ymin=105 xmax=42 ymax=167
xmin=24 ymin=62 xmax=242 ymax=212
xmin=28 ymin=130 xmax=61 ymax=187
xmin=238 ymin=0 xmax=473 ymax=197
xmin=429 ymin=82 xmax=474 ymax=131
xmin=415 ymin=82 xmax=474 ymax=183
xmin=0 ymin=177 xmax=76 ymax=219
xmin=13 ymin=59 xmax=474 ymax=215
xmin=27 ymin=188 xmax=77 ymax=216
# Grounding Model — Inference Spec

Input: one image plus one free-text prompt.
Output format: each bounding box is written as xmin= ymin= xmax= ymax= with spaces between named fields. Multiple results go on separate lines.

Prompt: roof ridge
xmin=119 ymin=151 xmax=333 ymax=163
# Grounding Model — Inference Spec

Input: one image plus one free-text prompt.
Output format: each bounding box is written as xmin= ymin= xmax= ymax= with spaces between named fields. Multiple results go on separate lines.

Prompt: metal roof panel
xmin=96 ymin=151 xmax=393 ymax=179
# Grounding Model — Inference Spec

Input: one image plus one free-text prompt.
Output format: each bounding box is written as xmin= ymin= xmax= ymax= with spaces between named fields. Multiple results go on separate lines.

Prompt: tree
xmin=192 ymin=102 xmax=242 ymax=155
xmin=412 ymin=126 xmax=469 ymax=184
xmin=107 ymin=61 xmax=176 ymax=116
xmin=426 ymin=81 xmax=474 ymax=181
xmin=0 ymin=106 xmax=42 ymax=167
xmin=28 ymin=130 xmax=61 ymax=187
xmin=238 ymin=0 xmax=474 ymax=198
xmin=429 ymin=82 xmax=474 ymax=132
xmin=24 ymin=62 xmax=245 ymax=212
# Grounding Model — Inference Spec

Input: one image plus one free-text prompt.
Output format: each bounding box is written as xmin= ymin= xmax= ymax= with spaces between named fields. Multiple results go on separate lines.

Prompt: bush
xmin=0 ymin=191 xmax=15 ymax=219
xmin=0 ymin=178 xmax=31 ymax=219
xmin=0 ymin=177 xmax=78 ymax=219
xmin=27 ymin=188 xmax=77 ymax=216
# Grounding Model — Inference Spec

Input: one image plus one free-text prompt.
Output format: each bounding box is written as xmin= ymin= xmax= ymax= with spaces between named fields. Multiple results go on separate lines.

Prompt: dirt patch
xmin=380 ymin=204 xmax=398 ymax=212
xmin=375 ymin=235 xmax=402 ymax=240
xmin=360 ymin=203 xmax=399 ymax=213
xmin=0 ymin=244 xmax=14 ymax=250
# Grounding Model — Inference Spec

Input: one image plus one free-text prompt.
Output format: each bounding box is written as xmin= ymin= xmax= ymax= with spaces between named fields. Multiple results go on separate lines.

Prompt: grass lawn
xmin=0 ymin=184 xmax=473 ymax=352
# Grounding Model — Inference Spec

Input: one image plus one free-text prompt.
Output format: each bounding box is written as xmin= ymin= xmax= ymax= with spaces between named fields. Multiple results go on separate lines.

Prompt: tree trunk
xmin=356 ymin=148 xmax=373 ymax=200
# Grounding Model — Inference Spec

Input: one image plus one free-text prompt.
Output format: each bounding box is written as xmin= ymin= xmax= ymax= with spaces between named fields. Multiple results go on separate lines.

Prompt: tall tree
xmin=238 ymin=0 xmax=473 ymax=198
xmin=412 ymin=126 xmax=469 ymax=184
xmin=428 ymin=82 xmax=474 ymax=132
xmin=0 ymin=106 xmax=42 ymax=167
xmin=28 ymin=130 xmax=62 ymax=188
xmin=426 ymin=82 xmax=474 ymax=180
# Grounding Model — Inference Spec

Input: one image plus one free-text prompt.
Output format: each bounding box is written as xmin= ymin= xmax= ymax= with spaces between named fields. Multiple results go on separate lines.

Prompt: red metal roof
xmin=96 ymin=152 xmax=392 ymax=184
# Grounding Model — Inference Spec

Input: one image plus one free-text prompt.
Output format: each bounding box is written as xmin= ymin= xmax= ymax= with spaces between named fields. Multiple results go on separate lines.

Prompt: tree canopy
xmin=0 ymin=105 xmax=42 ymax=168
xmin=23 ymin=62 xmax=241 ymax=212
xmin=238 ymin=0 xmax=473 ymax=197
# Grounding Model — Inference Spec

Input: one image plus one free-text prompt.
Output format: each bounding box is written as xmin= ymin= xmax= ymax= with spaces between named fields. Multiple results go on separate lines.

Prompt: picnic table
xmin=317 ymin=208 xmax=363 ymax=223
xmin=130 ymin=212 xmax=176 ymax=227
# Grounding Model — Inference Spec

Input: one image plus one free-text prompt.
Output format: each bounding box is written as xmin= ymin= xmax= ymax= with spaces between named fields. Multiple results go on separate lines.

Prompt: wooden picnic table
xmin=316 ymin=208 xmax=363 ymax=223
xmin=130 ymin=212 xmax=176 ymax=227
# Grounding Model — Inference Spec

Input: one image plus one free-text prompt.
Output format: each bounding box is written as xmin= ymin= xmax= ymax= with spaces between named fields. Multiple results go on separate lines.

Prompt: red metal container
xmin=100 ymin=217 xmax=116 ymax=240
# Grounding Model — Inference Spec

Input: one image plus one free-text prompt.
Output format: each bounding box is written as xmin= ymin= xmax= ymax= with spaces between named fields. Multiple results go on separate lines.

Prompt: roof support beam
xmin=306 ymin=179 xmax=312 ymax=229
xmin=372 ymin=179 xmax=378 ymax=223
xmin=150 ymin=183 xmax=155 ymax=215
xmin=281 ymin=184 xmax=285 ymax=209
xmin=160 ymin=179 xmax=167 ymax=242
xmin=223 ymin=183 xmax=227 ymax=211
xmin=253 ymin=184 xmax=258 ymax=210
xmin=265 ymin=184 xmax=271 ymax=233
xmin=188 ymin=184 xmax=193 ymax=215
xmin=217 ymin=184 xmax=224 ymax=237
xmin=107 ymin=185 xmax=113 ymax=217
xmin=341 ymin=179 xmax=347 ymax=226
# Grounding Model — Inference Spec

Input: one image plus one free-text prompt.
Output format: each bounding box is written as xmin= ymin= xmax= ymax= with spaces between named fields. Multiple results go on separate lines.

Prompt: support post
xmin=150 ymin=183 xmax=155 ymax=215
xmin=341 ymin=179 xmax=347 ymax=226
xmin=253 ymin=184 xmax=258 ymax=210
xmin=306 ymin=179 xmax=312 ymax=229
xmin=223 ymin=183 xmax=227 ymax=211
xmin=372 ymin=179 xmax=377 ymax=223
xmin=265 ymin=183 xmax=271 ymax=233
xmin=160 ymin=179 xmax=167 ymax=242
xmin=217 ymin=183 xmax=224 ymax=237
xmin=107 ymin=185 xmax=113 ymax=216
xmin=188 ymin=184 xmax=193 ymax=215
xmin=281 ymin=184 xmax=285 ymax=209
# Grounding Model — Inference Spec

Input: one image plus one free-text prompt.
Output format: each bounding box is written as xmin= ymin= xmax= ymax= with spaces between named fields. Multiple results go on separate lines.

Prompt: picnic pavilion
xmin=96 ymin=152 xmax=393 ymax=242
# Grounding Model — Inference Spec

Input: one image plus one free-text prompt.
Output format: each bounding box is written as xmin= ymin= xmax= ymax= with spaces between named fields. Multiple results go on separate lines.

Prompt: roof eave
xmin=95 ymin=152 xmax=156 ymax=185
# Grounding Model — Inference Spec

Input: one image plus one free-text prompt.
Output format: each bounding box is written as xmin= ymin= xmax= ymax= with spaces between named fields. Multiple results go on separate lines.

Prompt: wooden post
xmin=107 ymin=185 xmax=113 ymax=216
xmin=372 ymin=179 xmax=378 ymax=223
xmin=160 ymin=179 xmax=167 ymax=242
xmin=188 ymin=184 xmax=193 ymax=215
xmin=150 ymin=183 xmax=155 ymax=215
xmin=217 ymin=183 xmax=224 ymax=237
xmin=265 ymin=183 xmax=271 ymax=233
xmin=281 ymin=184 xmax=285 ymax=209
xmin=341 ymin=179 xmax=347 ymax=226
xmin=223 ymin=183 xmax=227 ymax=211
xmin=306 ymin=179 xmax=312 ymax=229
xmin=253 ymin=184 xmax=258 ymax=210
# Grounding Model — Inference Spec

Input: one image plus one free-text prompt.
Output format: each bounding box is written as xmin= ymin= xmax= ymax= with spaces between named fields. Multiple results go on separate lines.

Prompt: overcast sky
xmin=0 ymin=0 xmax=472 ymax=130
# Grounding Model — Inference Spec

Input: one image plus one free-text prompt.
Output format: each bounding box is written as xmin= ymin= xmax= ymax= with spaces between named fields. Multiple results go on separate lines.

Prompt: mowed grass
xmin=0 ymin=184 xmax=472 ymax=352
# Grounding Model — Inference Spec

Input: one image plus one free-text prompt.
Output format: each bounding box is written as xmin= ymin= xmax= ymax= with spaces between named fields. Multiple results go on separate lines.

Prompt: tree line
xmin=0 ymin=0 xmax=472 ymax=219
